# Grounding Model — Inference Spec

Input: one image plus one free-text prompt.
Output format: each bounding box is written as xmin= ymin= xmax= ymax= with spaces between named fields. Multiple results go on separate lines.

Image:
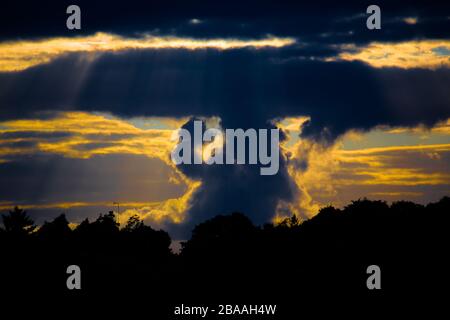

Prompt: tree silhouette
xmin=181 ymin=212 xmax=257 ymax=258
xmin=0 ymin=196 xmax=449 ymax=313
xmin=37 ymin=214 xmax=71 ymax=240
xmin=123 ymin=214 xmax=143 ymax=232
xmin=2 ymin=206 xmax=36 ymax=236
xmin=121 ymin=214 xmax=171 ymax=258
xmin=277 ymin=213 xmax=300 ymax=228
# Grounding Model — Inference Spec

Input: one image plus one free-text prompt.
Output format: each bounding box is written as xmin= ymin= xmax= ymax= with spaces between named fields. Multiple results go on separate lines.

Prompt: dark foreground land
xmin=1 ymin=197 xmax=449 ymax=317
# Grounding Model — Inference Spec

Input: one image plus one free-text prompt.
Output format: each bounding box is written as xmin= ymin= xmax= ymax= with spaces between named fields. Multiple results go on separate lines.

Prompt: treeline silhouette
xmin=1 ymin=197 xmax=449 ymax=316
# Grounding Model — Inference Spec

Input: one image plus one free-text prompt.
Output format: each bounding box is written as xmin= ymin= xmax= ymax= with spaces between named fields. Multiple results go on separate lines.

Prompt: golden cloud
xmin=385 ymin=119 xmax=450 ymax=135
xmin=276 ymin=117 xmax=450 ymax=222
xmin=331 ymin=40 xmax=450 ymax=69
xmin=0 ymin=112 xmax=188 ymax=163
xmin=0 ymin=112 xmax=200 ymax=225
xmin=0 ymin=32 xmax=296 ymax=72
xmin=119 ymin=176 xmax=201 ymax=226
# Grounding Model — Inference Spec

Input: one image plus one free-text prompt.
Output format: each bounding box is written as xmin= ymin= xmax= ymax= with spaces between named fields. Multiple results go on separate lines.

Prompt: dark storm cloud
xmin=1 ymin=0 xmax=449 ymax=43
xmin=164 ymin=118 xmax=296 ymax=238
xmin=1 ymin=49 xmax=449 ymax=137
xmin=169 ymin=161 xmax=296 ymax=239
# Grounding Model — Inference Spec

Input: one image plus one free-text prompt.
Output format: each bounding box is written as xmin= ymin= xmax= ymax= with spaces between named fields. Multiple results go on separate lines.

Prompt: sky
xmin=0 ymin=0 xmax=449 ymax=239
